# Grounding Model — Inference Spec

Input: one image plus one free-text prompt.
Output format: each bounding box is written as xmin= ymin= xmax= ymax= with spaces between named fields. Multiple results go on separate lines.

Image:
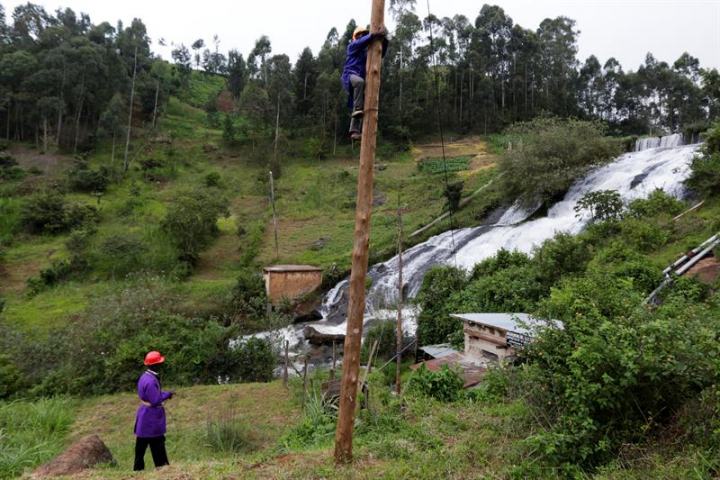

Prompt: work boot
xmin=352 ymin=109 xmax=364 ymax=118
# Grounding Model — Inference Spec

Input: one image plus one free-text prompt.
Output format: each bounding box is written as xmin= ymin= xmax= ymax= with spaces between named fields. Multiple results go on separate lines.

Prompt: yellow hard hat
xmin=353 ymin=25 xmax=370 ymax=40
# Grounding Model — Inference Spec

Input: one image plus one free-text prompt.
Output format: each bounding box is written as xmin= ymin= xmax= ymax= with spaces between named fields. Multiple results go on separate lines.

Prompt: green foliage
xmin=419 ymin=156 xmax=471 ymax=174
xmin=444 ymin=181 xmax=463 ymax=213
xmin=235 ymin=337 xmax=275 ymax=382
xmin=222 ymin=113 xmax=236 ymax=144
xmin=533 ymin=233 xmax=593 ymax=285
xmin=280 ymin=388 xmax=337 ymax=450
xmin=627 ymin=189 xmax=685 ymax=218
xmin=230 ymin=269 xmax=267 ymax=319
xmin=416 ymin=266 xmax=468 ymax=345
xmin=687 ymin=122 xmax=720 ymax=197
xmin=26 ymin=259 xmax=74 ymax=295
xmin=0 ymin=398 xmax=74 ymax=479
xmin=67 ymin=161 xmax=110 ymax=193
xmin=361 ymin=321 xmax=398 ymax=362
xmin=0 ymin=354 xmax=22 ymax=400
xmin=574 ymin=189 xmax=624 ymax=222
xmin=162 ymin=187 xmax=229 ymax=264
xmin=406 ymin=364 xmax=465 ymax=402
xmin=20 ymin=192 xmax=99 ymax=235
xmin=500 ymin=118 xmax=620 ymax=202
xmin=204 ymin=171 xmax=222 ymax=188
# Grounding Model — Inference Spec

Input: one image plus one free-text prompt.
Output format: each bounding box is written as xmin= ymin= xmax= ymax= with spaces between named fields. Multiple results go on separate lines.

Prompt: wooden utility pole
xmin=269 ymin=170 xmax=279 ymax=259
xmin=334 ymin=0 xmax=386 ymax=465
xmin=395 ymin=195 xmax=403 ymax=395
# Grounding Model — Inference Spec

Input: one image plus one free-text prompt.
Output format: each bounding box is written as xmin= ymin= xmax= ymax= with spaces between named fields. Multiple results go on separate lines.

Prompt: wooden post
xmin=269 ymin=171 xmax=279 ymax=259
xmin=334 ymin=0 xmax=386 ymax=465
xmin=396 ymin=195 xmax=403 ymax=395
xmin=283 ymin=340 xmax=289 ymax=389
xmin=330 ymin=341 xmax=337 ymax=380
xmin=302 ymin=356 xmax=309 ymax=410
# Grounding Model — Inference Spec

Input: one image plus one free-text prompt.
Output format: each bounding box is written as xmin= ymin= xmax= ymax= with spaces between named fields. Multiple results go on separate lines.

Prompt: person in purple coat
xmin=133 ymin=350 xmax=173 ymax=471
xmin=341 ymin=25 xmax=388 ymax=140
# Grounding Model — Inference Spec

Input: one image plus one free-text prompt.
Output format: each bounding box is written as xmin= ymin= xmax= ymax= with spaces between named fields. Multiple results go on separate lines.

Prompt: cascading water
xmin=256 ymin=135 xmax=700 ymax=351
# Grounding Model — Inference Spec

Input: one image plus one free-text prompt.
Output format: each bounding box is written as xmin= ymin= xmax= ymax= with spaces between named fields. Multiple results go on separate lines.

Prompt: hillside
xmin=0 ymin=72 xmax=500 ymax=333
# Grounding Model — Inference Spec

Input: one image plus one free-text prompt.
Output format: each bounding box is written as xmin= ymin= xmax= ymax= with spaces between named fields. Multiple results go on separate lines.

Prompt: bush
xmin=20 ymin=192 xmax=98 ymax=235
xmin=27 ymin=259 xmax=73 ymax=295
xmin=406 ymin=364 xmax=464 ymax=402
xmin=444 ymin=181 xmax=463 ymax=213
xmin=500 ymin=118 xmax=620 ymax=203
xmin=20 ymin=192 xmax=67 ymax=234
xmin=627 ymin=189 xmax=685 ymax=218
xmin=574 ymin=190 xmax=624 ymax=222
xmin=235 ymin=337 xmax=275 ymax=383
xmin=361 ymin=321 xmax=398 ymax=362
xmin=96 ymin=234 xmax=148 ymax=278
xmin=230 ymin=269 xmax=267 ymax=319
xmin=162 ymin=187 xmax=229 ymax=264
xmin=0 ymin=354 xmax=23 ymax=399
xmin=204 ymin=171 xmax=222 ymax=188
xmin=416 ymin=266 xmax=468 ymax=346
xmin=687 ymin=122 xmax=720 ymax=197
xmin=533 ymin=233 xmax=593 ymax=285
xmin=67 ymin=161 xmax=110 ymax=192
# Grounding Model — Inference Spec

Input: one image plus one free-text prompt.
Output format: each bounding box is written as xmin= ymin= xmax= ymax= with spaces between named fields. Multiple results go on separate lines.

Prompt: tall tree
xmin=227 ymin=49 xmax=247 ymax=99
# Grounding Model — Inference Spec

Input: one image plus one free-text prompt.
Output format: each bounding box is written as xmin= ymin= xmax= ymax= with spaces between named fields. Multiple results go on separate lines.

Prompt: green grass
xmin=0 ymin=398 xmax=75 ymax=479
xmin=180 ymin=71 xmax=226 ymax=109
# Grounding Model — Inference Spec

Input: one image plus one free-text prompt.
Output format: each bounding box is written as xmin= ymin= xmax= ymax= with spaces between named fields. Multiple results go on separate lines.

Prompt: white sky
xmin=2 ymin=0 xmax=719 ymax=71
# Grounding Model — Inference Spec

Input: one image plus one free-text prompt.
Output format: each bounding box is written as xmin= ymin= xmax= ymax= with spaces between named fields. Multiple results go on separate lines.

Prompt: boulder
xmin=32 ymin=434 xmax=114 ymax=477
xmin=303 ymin=325 xmax=345 ymax=345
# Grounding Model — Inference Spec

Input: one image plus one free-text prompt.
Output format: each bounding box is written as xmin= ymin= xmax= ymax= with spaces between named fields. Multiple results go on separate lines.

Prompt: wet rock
xmin=304 ymin=326 xmax=345 ymax=345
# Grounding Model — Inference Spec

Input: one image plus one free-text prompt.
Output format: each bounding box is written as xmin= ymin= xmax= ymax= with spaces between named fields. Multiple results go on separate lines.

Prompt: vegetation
xmin=499 ymin=118 xmax=620 ymax=203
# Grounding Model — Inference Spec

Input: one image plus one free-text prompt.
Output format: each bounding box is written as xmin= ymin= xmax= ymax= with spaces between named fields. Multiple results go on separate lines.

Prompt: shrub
xmin=27 ymin=259 xmax=74 ymax=295
xmin=96 ymin=234 xmax=148 ymax=278
xmin=618 ymin=218 xmax=668 ymax=252
xmin=444 ymin=181 xmax=463 ymax=212
xmin=361 ymin=321 xmax=398 ymax=362
xmin=416 ymin=266 xmax=468 ymax=346
xmin=63 ymin=203 xmax=100 ymax=231
xmin=574 ymin=190 xmax=624 ymax=222
xmin=500 ymin=118 xmax=620 ymax=203
xmin=67 ymin=161 xmax=110 ymax=192
xmin=533 ymin=233 xmax=593 ymax=285
xmin=687 ymin=122 xmax=720 ymax=197
xmin=230 ymin=269 xmax=267 ymax=319
xmin=204 ymin=171 xmax=222 ymax=187
xmin=0 ymin=354 xmax=22 ymax=399
xmin=406 ymin=364 xmax=464 ymax=402
xmin=20 ymin=192 xmax=66 ymax=234
xmin=162 ymin=188 xmax=229 ymax=264
xmin=234 ymin=337 xmax=275 ymax=382
xmin=627 ymin=189 xmax=685 ymax=218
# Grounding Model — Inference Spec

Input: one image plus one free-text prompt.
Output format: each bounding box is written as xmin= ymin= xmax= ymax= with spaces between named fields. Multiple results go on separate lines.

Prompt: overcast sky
xmin=3 ymin=0 xmax=719 ymax=71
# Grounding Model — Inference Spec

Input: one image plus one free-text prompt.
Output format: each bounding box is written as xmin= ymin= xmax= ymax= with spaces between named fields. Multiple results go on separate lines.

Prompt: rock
xmin=304 ymin=326 xmax=345 ymax=345
xmin=33 ymin=434 xmax=114 ymax=477
xmin=310 ymin=237 xmax=330 ymax=251
xmin=375 ymin=164 xmax=387 ymax=171
xmin=372 ymin=191 xmax=386 ymax=207
xmin=203 ymin=143 xmax=219 ymax=153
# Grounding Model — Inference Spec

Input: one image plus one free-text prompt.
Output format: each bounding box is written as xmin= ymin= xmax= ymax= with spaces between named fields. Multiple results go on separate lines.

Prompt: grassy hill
xmin=0 ymin=72 xmax=500 ymax=333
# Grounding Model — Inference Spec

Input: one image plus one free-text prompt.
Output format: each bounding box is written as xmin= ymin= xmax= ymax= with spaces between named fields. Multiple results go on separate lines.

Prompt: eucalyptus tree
xmin=227 ymin=49 xmax=247 ymax=99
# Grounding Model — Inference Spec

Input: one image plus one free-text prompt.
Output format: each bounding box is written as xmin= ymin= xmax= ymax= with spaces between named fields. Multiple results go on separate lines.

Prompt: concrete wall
xmin=463 ymin=322 xmax=514 ymax=361
xmin=264 ymin=270 xmax=322 ymax=304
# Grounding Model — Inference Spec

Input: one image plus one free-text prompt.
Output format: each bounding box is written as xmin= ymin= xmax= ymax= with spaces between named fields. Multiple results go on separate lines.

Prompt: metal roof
xmin=263 ymin=265 xmax=323 ymax=273
xmin=451 ymin=313 xmax=562 ymax=335
xmin=418 ymin=344 xmax=458 ymax=359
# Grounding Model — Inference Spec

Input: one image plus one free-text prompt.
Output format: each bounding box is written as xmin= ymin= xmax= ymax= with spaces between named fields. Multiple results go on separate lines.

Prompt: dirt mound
xmin=32 ymin=434 xmax=114 ymax=477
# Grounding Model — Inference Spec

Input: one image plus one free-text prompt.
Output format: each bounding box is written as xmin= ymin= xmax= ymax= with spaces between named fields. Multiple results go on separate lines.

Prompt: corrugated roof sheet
xmin=451 ymin=313 xmax=562 ymax=335
xmin=263 ymin=265 xmax=323 ymax=272
xmin=418 ymin=344 xmax=458 ymax=359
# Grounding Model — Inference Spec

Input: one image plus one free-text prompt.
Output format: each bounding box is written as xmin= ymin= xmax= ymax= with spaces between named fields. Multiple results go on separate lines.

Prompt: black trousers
xmin=133 ymin=435 xmax=169 ymax=471
xmin=349 ymin=74 xmax=365 ymax=134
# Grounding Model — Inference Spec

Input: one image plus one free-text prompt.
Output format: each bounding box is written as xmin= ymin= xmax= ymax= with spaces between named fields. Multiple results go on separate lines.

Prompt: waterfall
xmin=255 ymin=135 xmax=700 ymax=351
xmin=635 ymin=133 xmax=683 ymax=152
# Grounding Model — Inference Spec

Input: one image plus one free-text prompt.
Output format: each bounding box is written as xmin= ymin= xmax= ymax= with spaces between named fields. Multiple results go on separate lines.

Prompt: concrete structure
xmin=263 ymin=265 xmax=323 ymax=304
xmin=451 ymin=313 xmax=559 ymax=361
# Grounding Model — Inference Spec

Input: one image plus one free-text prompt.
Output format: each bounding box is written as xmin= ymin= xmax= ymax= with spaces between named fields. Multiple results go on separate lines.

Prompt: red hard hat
xmin=144 ymin=351 xmax=165 ymax=366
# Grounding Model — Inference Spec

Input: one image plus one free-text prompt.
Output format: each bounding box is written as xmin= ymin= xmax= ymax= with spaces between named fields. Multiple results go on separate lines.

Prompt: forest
xmin=0 ymin=0 xmax=718 ymax=155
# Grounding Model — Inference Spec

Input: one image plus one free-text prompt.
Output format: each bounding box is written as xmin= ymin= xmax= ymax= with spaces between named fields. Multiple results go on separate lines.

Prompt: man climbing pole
xmin=133 ymin=351 xmax=174 ymax=471
xmin=341 ymin=24 xmax=388 ymax=140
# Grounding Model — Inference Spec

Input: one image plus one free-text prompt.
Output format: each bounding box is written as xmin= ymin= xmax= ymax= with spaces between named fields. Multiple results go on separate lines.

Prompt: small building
xmin=451 ymin=313 xmax=558 ymax=361
xmin=263 ymin=265 xmax=323 ymax=304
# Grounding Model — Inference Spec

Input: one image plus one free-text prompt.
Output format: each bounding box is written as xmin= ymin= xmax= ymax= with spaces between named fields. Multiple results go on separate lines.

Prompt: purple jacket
xmin=134 ymin=370 xmax=172 ymax=438
xmin=341 ymin=33 xmax=389 ymax=107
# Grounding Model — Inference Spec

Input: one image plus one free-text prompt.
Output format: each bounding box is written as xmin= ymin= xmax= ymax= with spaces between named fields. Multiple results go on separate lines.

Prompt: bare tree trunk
xmin=111 ymin=131 xmax=116 ymax=166
xmin=152 ymin=80 xmax=160 ymax=128
xmin=5 ymin=101 xmax=10 ymax=141
xmin=274 ymin=95 xmax=280 ymax=160
xmin=43 ymin=116 xmax=48 ymax=153
xmin=57 ymin=65 xmax=66 ymax=145
xmin=123 ymin=46 xmax=138 ymax=173
xmin=73 ymin=76 xmax=85 ymax=154
xmin=333 ymin=109 xmax=337 ymax=156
